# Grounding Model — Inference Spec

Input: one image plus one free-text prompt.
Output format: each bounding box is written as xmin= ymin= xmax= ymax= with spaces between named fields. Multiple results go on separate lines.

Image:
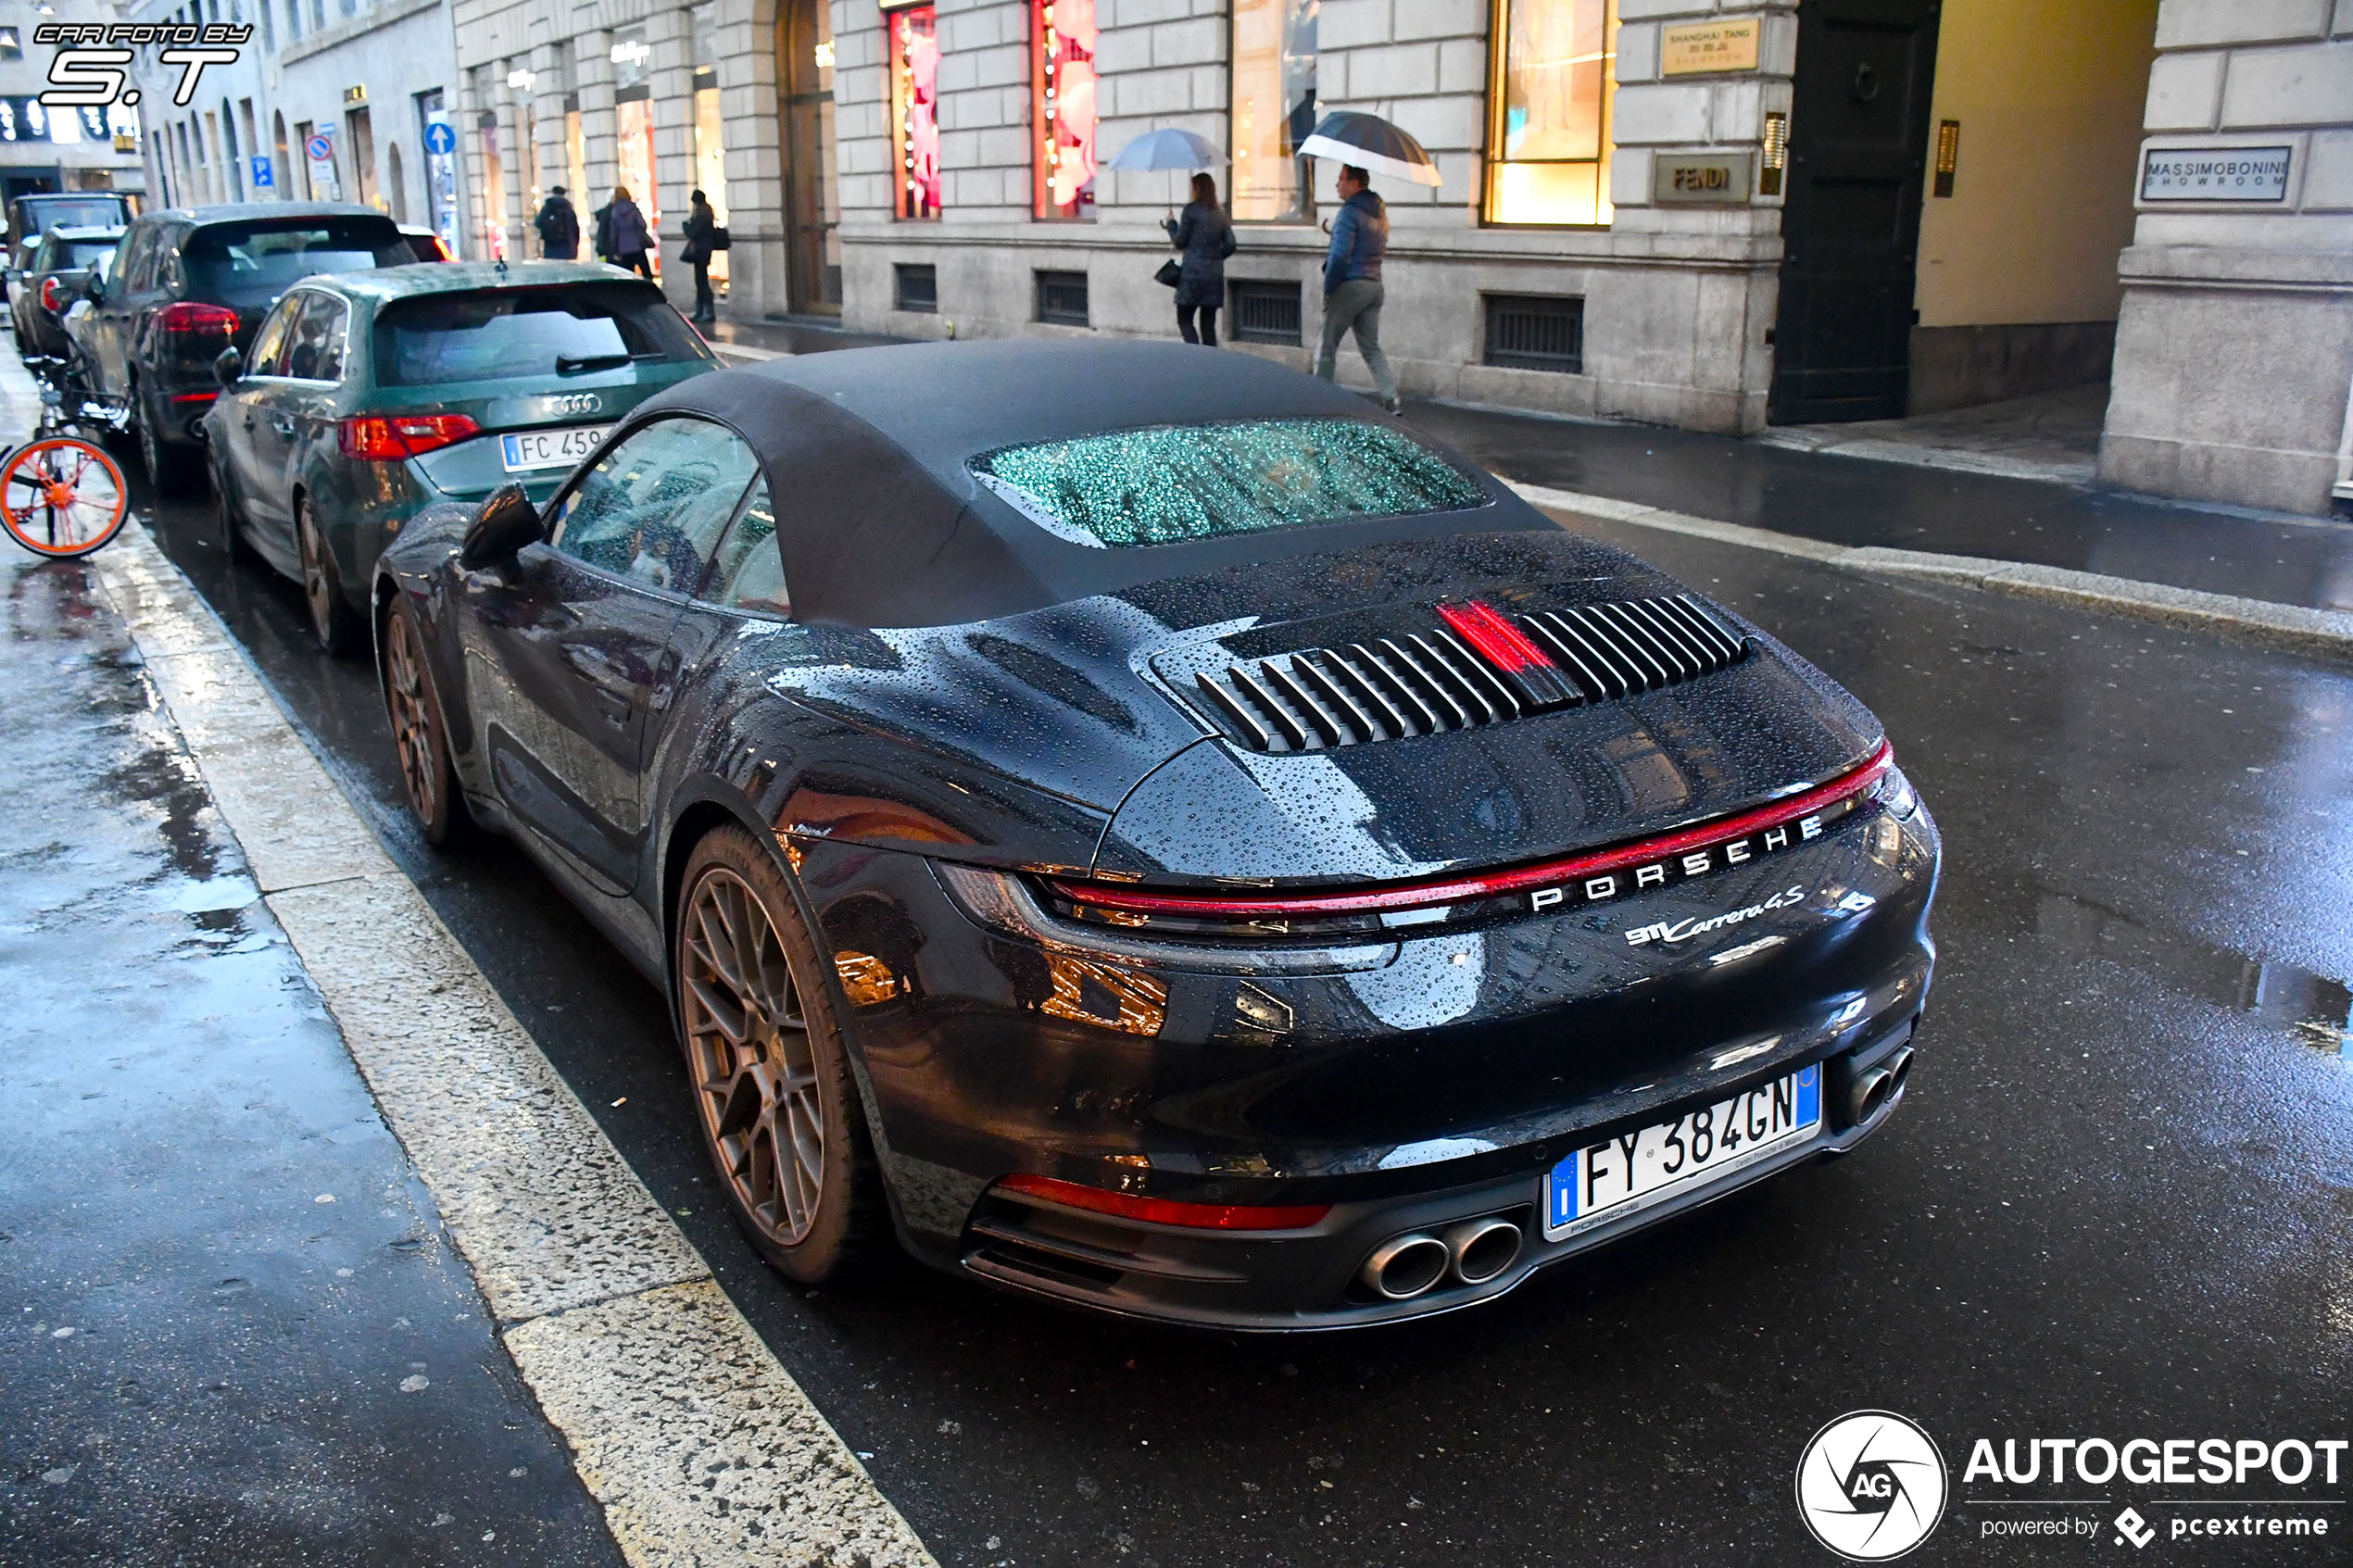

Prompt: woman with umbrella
xmin=1163 ymin=172 xmax=1236 ymax=347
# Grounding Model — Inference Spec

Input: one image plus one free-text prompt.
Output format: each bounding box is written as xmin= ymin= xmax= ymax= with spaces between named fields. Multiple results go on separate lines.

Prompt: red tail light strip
xmin=1051 ymin=741 xmax=1894 ymax=919
xmin=995 ymin=1173 xmax=1329 ymax=1231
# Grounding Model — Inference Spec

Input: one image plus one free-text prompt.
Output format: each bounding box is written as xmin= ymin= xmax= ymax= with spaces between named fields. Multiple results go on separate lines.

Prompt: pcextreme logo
xmin=1796 ymin=1411 xmax=1950 ymax=1562
xmin=32 ymin=23 xmax=254 ymax=110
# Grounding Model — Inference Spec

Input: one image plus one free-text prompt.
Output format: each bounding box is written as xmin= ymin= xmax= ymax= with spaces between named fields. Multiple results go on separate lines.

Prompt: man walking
xmin=1315 ymin=164 xmax=1400 ymax=415
xmin=534 ymin=185 xmax=579 ymax=260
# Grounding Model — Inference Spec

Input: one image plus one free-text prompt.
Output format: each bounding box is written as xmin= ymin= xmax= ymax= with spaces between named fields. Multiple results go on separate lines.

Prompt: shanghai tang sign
xmin=1662 ymin=17 xmax=1761 ymax=75
xmin=2141 ymin=145 xmax=2290 ymax=202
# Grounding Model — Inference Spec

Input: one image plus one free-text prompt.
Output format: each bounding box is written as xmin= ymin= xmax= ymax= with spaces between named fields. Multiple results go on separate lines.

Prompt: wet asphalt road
xmin=96 ymin=400 xmax=2353 ymax=1567
xmin=0 ymin=555 xmax=624 ymax=1564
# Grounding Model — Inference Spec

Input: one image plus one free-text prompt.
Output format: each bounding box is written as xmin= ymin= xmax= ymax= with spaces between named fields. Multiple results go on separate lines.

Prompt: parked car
xmin=6 ymin=224 xmax=123 ymax=364
xmin=371 ymin=339 xmax=1940 ymax=1328
xmin=207 ymin=259 xmax=718 ymax=652
xmin=399 ymin=224 xmax=455 ymax=263
xmin=67 ymin=202 xmax=410 ymax=495
xmin=7 ymin=191 xmax=136 ymax=271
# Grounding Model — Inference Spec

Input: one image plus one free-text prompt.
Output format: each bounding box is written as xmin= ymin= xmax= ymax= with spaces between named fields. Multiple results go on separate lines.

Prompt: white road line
xmin=87 ymin=520 xmax=935 ymax=1568
xmin=712 ymin=342 xmax=786 ymax=361
xmin=1504 ymin=478 xmax=2353 ymax=662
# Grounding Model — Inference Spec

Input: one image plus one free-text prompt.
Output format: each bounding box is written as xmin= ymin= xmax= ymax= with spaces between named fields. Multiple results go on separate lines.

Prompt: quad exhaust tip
xmin=1847 ymin=1045 xmax=1916 ymax=1125
xmin=1359 ymin=1215 xmax=1526 ymax=1300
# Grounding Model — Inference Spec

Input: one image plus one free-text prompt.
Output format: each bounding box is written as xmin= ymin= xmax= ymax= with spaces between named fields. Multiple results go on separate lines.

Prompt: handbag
xmin=709 ymin=226 xmax=730 ymax=252
xmin=1153 ymin=258 xmax=1182 ymax=288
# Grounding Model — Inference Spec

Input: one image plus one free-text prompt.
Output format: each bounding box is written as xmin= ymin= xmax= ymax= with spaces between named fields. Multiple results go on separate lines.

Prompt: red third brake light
xmin=154 ymin=301 xmax=238 ymax=337
xmin=995 ymin=1173 xmax=1330 ymax=1231
xmin=338 ymin=413 xmax=483 ymax=461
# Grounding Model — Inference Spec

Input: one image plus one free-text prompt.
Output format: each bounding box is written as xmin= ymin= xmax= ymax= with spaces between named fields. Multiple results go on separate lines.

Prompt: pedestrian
xmin=1162 ymin=171 xmax=1236 ymax=347
xmin=534 ymin=184 xmax=580 ymax=260
xmin=1315 ymin=164 xmax=1400 ymax=414
xmin=598 ymin=186 xmax=653 ymax=279
xmin=681 ymin=189 xmax=719 ymax=323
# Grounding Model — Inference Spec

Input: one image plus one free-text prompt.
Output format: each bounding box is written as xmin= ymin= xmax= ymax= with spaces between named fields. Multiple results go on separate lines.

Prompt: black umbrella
xmin=1297 ymin=110 xmax=1442 ymax=188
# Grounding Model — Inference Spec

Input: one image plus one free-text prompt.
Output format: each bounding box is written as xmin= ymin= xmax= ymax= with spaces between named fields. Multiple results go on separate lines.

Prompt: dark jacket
xmin=682 ymin=200 xmax=718 ymax=265
xmin=1163 ymin=199 xmax=1236 ymax=309
xmin=535 ymin=194 xmax=579 ymax=258
xmin=591 ymin=202 xmax=614 ymax=259
xmin=606 ymin=198 xmax=649 ymax=258
xmin=1323 ymin=188 xmax=1387 ymax=295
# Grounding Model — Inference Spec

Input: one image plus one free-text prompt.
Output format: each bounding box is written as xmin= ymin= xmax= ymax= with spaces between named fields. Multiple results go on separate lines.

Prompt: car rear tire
xmin=135 ymin=397 xmax=202 ymax=498
xmin=296 ymin=496 xmax=362 ymax=657
xmin=675 ymin=826 xmax=887 ymax=1284
xmin=380 ymin=596 xmax=466 ymax=849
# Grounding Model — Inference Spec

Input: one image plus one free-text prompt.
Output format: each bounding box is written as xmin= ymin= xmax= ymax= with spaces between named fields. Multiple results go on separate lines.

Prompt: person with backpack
xmin=534 ymin=185 xmax=579 ymax=260
xmin=598 ymin=186 xmax=652 ymax=279
xmin=680 ymin=189 xmax=720 ymax=323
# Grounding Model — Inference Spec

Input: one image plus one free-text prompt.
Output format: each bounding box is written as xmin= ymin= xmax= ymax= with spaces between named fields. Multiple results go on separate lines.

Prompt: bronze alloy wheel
xmin=382 ymin=599 xmax=461 ymax=847
xmin=296 ymin=498 xmax=361 ymax=656
xmin=676 ymin=826 xmax=877 ymax=1280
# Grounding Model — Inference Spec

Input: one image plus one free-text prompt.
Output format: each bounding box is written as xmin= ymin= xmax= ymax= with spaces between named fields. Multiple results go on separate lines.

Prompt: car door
xmin=465 ymin=415 xmax=760 ymax=895
xmin=82 ymin=222 xmax=153 ymax=395
xmin=216 ymin=293 xmax=303 ymax=547
xmin=263 ymin=291 xmax=352 ymax=551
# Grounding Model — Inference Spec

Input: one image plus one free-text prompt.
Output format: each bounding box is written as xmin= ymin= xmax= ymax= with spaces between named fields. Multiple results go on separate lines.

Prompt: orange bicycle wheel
xmin=1 ymin=436 xmax=129 ymax=560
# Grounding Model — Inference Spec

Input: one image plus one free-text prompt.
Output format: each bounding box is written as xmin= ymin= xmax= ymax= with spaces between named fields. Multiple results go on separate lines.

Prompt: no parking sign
xmin=305 ymin=132 xmax=333 ymax=163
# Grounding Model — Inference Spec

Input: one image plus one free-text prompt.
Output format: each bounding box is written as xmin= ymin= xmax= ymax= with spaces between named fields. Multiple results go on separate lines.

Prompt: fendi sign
xmin=1653 ymin=152 xmax=1755 ymax=205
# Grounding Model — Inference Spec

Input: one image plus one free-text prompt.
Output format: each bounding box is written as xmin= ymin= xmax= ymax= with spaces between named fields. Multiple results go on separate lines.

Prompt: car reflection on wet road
xmin=125 ymin=451 xmax=2353 ymax=1565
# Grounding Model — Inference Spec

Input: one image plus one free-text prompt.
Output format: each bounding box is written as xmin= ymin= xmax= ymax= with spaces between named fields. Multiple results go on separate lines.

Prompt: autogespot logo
xmin=1796 ymin=1411 xmax=1950 ymax=1561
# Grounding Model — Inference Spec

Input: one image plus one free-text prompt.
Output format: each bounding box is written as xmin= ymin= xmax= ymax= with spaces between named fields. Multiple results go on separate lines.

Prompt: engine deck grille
xmin=1185 ymin=594 xmax=1748 ymax=753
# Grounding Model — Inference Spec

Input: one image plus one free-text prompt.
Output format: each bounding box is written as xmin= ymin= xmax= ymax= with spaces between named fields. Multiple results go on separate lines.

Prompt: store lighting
xmin=507 ymin=68 xmax=535 ymax=90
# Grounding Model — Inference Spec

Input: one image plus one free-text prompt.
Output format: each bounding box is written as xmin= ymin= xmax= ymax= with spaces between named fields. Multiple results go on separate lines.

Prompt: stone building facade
xmin=2100 ymin=0 xmax=2353 ymax=514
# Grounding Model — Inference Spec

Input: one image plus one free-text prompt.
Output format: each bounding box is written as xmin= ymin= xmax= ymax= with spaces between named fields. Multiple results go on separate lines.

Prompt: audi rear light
xmin=39 ymin=277 xmax=63 ymax=314
xmin=155 ymin=301 xmax=238 ymax=337
xmin=338 ymin=413 xmax=482 ymax=461
xmin=993 ymin=1173 xmax=1329 ymax=1231
xmin=420 ymin=234 xmax=453 ymax=262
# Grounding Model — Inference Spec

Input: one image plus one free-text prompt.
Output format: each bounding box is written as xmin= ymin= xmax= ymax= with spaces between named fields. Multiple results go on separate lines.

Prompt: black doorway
xmin=1769 ymin=0 xmax=1943 ymax=424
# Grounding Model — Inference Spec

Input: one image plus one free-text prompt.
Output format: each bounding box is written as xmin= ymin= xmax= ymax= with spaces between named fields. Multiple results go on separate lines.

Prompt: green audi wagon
xmin=205 ymin=259 xmax=719 ymax=652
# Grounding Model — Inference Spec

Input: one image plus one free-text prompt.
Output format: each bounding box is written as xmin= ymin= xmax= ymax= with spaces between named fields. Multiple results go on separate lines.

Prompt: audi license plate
xmin=500 ymin=423 xmax=610 ymax=472
xmin=1541 ymin=1064 xmax=1821 ymax=1239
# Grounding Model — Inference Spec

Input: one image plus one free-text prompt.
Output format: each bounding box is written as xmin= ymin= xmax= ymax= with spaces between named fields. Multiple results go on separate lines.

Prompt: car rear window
xmin=22 ymin=198 xmax=126 ymax=234
xmin=182 ymin=220 xmax=408 ymax=305
xmin=372 ymin=283 xmax=712 ymax=386
xmin=57 ymin=240 xmax=117 ymax=270
xmin=968 ymin=418 xmax=1491 ymax=548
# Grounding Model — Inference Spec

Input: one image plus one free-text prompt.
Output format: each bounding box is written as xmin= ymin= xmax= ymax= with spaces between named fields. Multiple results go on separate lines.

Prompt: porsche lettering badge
xmin=1526 ymin=805 xmax=1842 ymax=913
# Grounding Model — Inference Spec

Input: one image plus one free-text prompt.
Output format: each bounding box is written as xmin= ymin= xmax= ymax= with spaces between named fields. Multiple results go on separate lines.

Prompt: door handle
xmin=270 ymin=416 xmax=296 ymax=437
xmin=588 ymin=684 xmax=633 ymax=722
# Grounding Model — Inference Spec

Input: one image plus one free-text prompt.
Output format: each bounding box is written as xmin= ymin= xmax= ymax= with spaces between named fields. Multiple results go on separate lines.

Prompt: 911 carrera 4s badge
xmin=1623 ymin=884 xmax=1807 ymax=947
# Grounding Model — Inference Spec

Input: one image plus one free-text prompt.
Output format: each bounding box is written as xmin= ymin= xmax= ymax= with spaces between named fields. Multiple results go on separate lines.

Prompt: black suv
xmin=69 ymin=203 xmax=409 ymax=494
xmin=7 ymin=192 xmax=136 ymax=270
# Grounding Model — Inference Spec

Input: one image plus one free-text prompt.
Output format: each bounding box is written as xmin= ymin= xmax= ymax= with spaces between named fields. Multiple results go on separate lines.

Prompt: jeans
xmin=693 ymin=259 xmax=714 ymax=318
xmin=1315 ymin=278 xmax=1397 ymax=403
xmin=1176 ymin=303 xmax=1219 ymax=347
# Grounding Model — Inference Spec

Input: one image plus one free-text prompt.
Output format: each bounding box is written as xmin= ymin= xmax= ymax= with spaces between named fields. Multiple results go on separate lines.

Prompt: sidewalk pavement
xmin=691 ymin=310 xmax=2353 ymax=620
xmin=0 ymin=548 xmax=626 ymax=1565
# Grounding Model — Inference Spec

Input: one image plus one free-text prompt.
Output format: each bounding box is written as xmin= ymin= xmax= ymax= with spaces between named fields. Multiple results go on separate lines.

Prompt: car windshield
xmin=373 ymin=283 xmax=711 ymax=385
xmin=968 ymin=418 xmax=1491 ymax=548
xmin=182 ymin=221 xmax=408 ymax=305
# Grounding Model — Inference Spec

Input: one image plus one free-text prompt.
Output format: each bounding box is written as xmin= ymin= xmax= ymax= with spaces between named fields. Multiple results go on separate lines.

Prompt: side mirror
xmin=459 ymin=482 xmax=542 ymax=571
xmin=213 ymin=345 xmax=242 ymax=387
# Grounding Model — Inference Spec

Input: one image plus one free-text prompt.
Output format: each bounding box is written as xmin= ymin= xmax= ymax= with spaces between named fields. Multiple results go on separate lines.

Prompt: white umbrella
xmin=1297 ymin=110 xmax=1443 ymax=188
xmin=1101 ymin=127 xmax=1228 ymax=217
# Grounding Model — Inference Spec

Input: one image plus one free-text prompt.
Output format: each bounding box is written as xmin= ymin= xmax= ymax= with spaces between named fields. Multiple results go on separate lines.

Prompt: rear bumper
xmin=954 ymin=1022 xmax=1917 ymax=1331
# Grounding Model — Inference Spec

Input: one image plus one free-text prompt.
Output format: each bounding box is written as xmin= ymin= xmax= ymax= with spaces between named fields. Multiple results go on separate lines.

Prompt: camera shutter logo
xmin=1795 ymin=1411 xmax=1948 ymax=1560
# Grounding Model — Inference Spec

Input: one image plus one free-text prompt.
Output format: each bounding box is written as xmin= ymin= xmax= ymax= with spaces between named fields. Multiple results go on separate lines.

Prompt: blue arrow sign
xmin=423 ymin=120 xmax=456 ymax=157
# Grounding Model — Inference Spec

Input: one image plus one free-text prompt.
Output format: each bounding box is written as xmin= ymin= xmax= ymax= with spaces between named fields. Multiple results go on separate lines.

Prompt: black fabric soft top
xmin=625 ymin=338 xmax=1551 ymax=628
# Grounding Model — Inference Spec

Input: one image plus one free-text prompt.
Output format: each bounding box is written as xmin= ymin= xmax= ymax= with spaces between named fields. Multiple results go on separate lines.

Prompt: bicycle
xmin=0 ymin=383 xmax=129 ymax=560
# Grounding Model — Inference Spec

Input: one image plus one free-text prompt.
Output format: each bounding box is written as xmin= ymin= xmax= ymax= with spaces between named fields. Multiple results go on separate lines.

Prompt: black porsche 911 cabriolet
xmin=371 ymin=339 xmax=1938 ymax=1329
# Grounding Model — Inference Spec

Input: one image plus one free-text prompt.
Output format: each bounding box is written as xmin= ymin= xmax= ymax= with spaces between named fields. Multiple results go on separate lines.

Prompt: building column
xmin=648 ymin=5 xmax=695 ymax=311
xmin=532 ymin=38 xmax=570 ymax=233
xmin=495 ymin=64 xmax=531 ymax=260
xmin=716 ymin=0 xmax=786 ymax=320
xmin=578 ymin=30 xmax=620 ymax=230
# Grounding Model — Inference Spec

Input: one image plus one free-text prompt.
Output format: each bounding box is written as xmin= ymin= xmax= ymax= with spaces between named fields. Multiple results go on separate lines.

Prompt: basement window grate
xmin=1228 ymin=279 xmax=1303 ymax=345
xmin=894 ymin=263 xmax=937 ymax=313
xmin=1483 ymin=294 xmax=1584 ymax=373
xmin=1036 ymin=270 xmax=1090 ymax=327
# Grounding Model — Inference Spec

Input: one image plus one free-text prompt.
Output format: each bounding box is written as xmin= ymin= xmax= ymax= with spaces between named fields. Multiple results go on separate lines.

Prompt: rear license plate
xmin=1541 ymin=1064 xmax=1821 ymax=1240
xmin=500 ymin=423 xmax=610 ymax=472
